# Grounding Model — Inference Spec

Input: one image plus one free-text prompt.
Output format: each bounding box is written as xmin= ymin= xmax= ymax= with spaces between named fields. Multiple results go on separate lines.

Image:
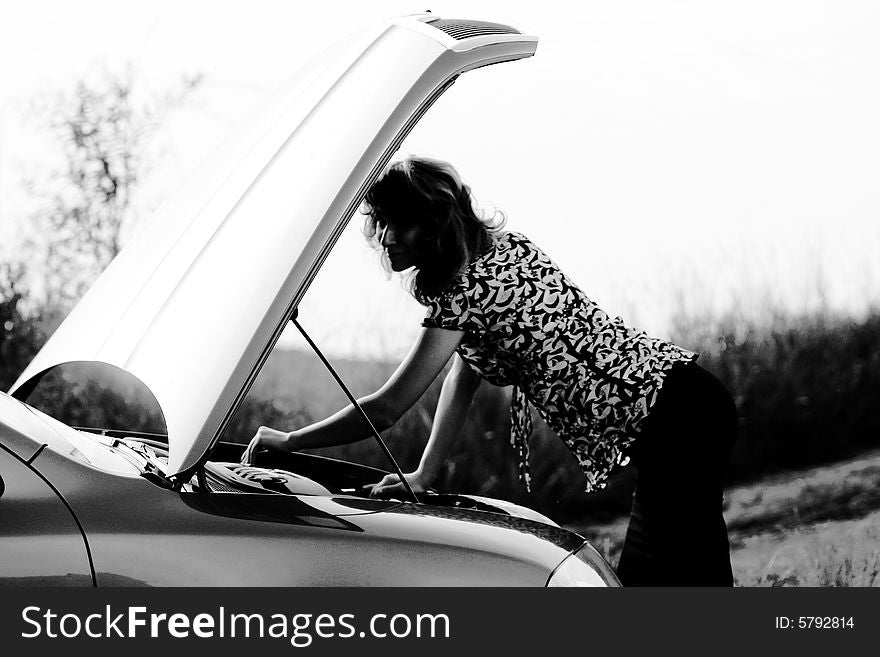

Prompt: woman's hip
xmin=630 ymin=361 xmax=738 ymax=474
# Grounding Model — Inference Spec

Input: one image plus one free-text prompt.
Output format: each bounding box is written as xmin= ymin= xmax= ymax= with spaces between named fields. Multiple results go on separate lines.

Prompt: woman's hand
xmin=369 ymin=471 xmax=430 ymax=499
xmin=240 ymin=426 xmax=296 ymax=465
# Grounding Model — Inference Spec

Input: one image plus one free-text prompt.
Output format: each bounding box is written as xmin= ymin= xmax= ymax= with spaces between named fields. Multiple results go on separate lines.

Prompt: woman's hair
xmin=363 ymin=156 xmax=504 ymax=302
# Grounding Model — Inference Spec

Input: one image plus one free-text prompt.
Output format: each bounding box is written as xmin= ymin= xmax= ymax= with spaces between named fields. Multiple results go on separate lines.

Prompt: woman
xmin=241 ymin=156 xmax=738 ymax=586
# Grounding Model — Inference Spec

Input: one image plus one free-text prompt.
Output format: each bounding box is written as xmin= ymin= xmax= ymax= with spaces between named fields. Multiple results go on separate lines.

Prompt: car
xmin=0 ymin=13 xmax=620 ymax=587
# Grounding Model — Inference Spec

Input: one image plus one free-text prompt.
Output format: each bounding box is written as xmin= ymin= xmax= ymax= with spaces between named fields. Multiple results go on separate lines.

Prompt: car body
xmin=0 ymin=14 xmax=620 ymax=587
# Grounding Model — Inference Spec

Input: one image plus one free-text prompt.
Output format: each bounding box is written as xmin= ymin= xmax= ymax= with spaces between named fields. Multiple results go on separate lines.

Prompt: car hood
xmin=9 ymin=15 xmax=537 ymax=477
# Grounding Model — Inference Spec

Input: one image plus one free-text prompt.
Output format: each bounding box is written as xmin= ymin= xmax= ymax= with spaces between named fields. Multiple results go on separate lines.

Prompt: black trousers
xmin=616 ymin=362 xmax=738 ymax=586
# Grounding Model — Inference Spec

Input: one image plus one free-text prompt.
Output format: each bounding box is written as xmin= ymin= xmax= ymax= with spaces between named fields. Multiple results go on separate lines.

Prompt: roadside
xmin=564 ymin=448 xmax=880 ymax=586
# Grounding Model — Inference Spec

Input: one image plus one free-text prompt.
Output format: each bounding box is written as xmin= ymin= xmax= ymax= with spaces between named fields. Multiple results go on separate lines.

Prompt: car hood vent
xmin=428 ymin=19 xmax=521 ymax=40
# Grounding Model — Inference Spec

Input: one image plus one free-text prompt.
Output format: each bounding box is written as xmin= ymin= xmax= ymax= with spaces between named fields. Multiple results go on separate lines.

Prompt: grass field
xmin=565 ymin=448 xmax=880 ymax=586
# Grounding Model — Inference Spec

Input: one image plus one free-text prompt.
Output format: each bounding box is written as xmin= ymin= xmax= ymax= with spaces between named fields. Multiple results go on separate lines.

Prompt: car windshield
xmin=18 ymin=361 xmax=167 ymax=440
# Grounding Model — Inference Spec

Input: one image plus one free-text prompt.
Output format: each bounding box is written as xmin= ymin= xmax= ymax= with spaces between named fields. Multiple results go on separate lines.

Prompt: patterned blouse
xmin=421 ymin=231 xmax=697 ymax=493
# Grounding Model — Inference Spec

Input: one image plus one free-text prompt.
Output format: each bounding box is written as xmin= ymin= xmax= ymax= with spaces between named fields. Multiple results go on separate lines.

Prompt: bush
xmin=687 ymin=311 xmax=880 ymax=482
xmin=0 ymin=264 xmax=46 ymax=392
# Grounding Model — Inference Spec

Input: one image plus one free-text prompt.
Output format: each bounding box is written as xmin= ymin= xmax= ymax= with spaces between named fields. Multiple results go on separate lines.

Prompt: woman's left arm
xmin=241 ymin=327 xmax=463 ymax=463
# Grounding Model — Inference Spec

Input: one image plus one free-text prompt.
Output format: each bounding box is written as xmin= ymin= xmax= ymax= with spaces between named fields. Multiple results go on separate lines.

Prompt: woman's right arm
xmin=371 ymin=353 xmax=482 ymax=497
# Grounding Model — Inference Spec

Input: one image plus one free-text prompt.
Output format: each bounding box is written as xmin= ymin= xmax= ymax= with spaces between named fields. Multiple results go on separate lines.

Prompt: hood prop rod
xmin=289 ymin=314 xmax=420 ymax=504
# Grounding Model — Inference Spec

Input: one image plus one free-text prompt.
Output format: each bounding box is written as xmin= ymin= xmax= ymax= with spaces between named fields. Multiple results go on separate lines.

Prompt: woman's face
xmin=378 ymin=218 xmax=427 ymax=271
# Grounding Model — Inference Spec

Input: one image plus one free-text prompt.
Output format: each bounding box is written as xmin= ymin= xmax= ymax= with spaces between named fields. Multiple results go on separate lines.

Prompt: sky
xmin=1 ymin=0 xmax=878 ymax=358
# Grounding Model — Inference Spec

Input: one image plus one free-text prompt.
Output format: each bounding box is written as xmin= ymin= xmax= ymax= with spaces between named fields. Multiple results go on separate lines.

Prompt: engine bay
xmin=198 ymin=461 xmax=335 ymax=496
xmin=108 ymin=435 xmax=554 ymax=523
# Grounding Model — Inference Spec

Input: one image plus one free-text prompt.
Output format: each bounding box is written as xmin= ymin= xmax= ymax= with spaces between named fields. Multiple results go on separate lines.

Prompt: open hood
xmin=10 ymin=15 xmax=537 ymax=477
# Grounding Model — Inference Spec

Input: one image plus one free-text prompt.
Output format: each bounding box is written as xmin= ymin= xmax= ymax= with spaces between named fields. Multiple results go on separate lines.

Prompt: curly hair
xmin=363 ymin=156 xmax=505 ymax=303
